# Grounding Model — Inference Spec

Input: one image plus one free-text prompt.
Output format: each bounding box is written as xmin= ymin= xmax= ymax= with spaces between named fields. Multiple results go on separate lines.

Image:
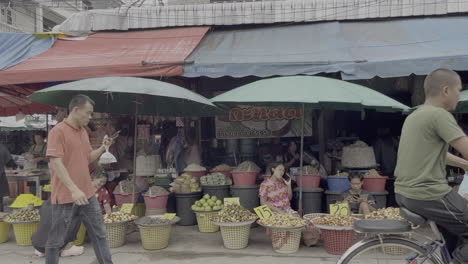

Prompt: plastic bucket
xmin=144 ymin=194 xmax=169 ymax=210
xmin=231 ymin=171 xmax=258 ymax=186
xmin=296 ymin=174 xmax=321 ymax=189
xmin=202 ymin=185 xmax=231 ymax=200
xmin=293 ymin=188 xmax=323 ymax=214
xmin=362 ymin=176 xmax=388 ymax=192
xmin=114 ymin=192 xmax=139 ymax=206
xmin=230 ymin=185 xmax=259 ymax=211
xmin=175 ymin=192 xmax=202 ymax=226
xmin=327 ymin=176 xmax=350 ymax=192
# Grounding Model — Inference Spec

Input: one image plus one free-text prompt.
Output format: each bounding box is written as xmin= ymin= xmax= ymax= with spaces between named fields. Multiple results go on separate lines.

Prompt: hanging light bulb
xmin=16 ymin=111 xmax=25 ymax=121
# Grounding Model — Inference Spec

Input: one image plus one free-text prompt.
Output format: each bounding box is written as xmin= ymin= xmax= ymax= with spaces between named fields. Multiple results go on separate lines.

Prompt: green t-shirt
xmin=394 ymin=105 xmax=465 ymax=200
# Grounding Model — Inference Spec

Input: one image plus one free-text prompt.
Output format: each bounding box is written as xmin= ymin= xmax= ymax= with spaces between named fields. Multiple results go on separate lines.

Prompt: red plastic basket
xmin=296 ymin=174 xmax=321 ymax=188
xmin=321 ymin=229 xmax=356 ymax=255
xmin=185 ymin=171 xmax=207 ymax=181
xmin=231 ymin=171 xmax=259 ymax=186
xmin=143 ymin=194 xmax=169 ymax=210
xmin=362 ymin=176 xmax=388 ymax=192
xmin=114 ymin=193 xmax=139 ymax=206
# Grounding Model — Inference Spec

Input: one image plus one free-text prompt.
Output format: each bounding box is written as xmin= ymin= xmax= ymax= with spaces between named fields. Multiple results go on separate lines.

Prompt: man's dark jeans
xmin=45 ymin=196 xmax=113 ymax=264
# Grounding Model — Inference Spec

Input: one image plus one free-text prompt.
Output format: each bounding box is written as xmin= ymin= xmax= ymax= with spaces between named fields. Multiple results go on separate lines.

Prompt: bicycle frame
xmin=337 ymin=220 xmax=451 ymax=264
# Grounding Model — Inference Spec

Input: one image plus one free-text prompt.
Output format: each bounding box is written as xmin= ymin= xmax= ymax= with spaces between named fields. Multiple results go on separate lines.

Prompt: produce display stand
xmin=213 ymin=219 xmax=257 ymax=249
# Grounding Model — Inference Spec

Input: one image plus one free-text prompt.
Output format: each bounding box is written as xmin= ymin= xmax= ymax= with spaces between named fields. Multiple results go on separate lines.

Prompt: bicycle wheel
xmin=338 ymin=236 xmax=444 ymax=264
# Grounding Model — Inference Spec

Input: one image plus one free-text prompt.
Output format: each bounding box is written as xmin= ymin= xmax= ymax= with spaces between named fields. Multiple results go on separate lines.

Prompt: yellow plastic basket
xmin=12 ymin=222 xmax=39 ymax=246
xmin=0 ymin=222 xmax=10 ymax=243
xmin=138 ymin=224 xmax=172 ymax=250
xmin=134 ymin=203 xmax=146 ymax=218
xmin=271 ymin=228 xmax=303 ymax=254
xmin=195 ymin=211 xmax=219 ymax=233
xmin=105 ymin=222 xmax=128 ymax=248
xmin=73 ymin=223 xmax=86 ymax=246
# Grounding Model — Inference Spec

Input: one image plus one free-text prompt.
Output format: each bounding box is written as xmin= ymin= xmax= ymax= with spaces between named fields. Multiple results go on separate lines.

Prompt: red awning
xmin=0 ymin=27 xmax=209 ymax=85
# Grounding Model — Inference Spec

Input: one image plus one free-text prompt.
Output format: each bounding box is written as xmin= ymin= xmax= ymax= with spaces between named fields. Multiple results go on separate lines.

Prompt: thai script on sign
xmin=229 ymin=107 xmax=302 ymax=122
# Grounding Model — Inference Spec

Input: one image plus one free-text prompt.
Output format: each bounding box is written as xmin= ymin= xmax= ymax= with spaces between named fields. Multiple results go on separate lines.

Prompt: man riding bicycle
xmin=395 ymin=68 xmax=468 ymax=264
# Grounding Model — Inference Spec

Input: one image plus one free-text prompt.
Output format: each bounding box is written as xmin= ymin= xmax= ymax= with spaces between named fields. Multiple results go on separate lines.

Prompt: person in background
xmin=283 ymin=141 xmax=300 ymax=170
xmin=184 ymin=128 xmax=202 ymax=166
xmin=0 ymin=143 xmax=14 ymax=212
xmin=92 ymin=176 xmax=113 ymax=214
xmin=25 ymin=131 xmax=48 ymax=168
xmin=259 ymin=162 xmax=294 ymax=214
xmin=340 ymin=174 xmax=376 ymax=215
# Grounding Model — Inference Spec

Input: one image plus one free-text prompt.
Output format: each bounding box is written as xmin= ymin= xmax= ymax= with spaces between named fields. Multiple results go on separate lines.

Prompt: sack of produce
xmin=170 ymin=174 xmax=201 ymax=194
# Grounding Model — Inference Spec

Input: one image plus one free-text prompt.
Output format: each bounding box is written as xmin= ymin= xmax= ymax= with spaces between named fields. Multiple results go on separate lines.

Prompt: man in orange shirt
xmin=46 ymin=94 xmax=113 ymax=264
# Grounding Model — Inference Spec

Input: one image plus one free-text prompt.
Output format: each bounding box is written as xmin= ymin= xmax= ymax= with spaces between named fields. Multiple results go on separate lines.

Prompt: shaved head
xmin=424 ymin=68 xmax=461 ymax=97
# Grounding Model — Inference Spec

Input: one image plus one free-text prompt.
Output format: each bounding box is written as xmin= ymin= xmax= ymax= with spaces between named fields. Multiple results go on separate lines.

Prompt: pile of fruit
xmin=233 ymin=161 xmax=260 ymax=172
xmin=4 ymin=208 xmax=40 ymax=223
xmin=299 ymin=165 xmax=320 ymax=175
xmin=200 ymin=172 xmax=232 ymax=186
xmin=191 ymin=194 xmax=223 ymax=211
xmin=211 ymin=164 xmax=231 ymax=172
xmin=258 ymin=213 xmax=306 ymax=227
xmin=137 ymin=216 xmax=173 ymax=226
xmin=103 ymin=212 xmax=138 ymax=224
xmin=42 ymin=184 xmax=51 ymax=192
xmin=312 ymin=215 xmax=354 ymax=226
xmin=170 ymin=173 xmax=201 ymax=193
xmin=363 ymin=169 xmax=384 ymax=178
xmin=143 ymin=186 xmax=169 ymax=196
xmin=364 ymin=208 xmax=404 ymax=220
xmin=212 ymin=204 xmax=257 ymax=223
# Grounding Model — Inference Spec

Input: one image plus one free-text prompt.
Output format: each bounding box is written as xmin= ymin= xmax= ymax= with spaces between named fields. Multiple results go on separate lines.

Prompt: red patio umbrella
xmin=0 ymin=91 xmax=54 ymax=117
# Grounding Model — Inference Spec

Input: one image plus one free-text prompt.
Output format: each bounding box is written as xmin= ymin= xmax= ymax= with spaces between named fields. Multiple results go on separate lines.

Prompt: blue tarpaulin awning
xmin=183 ymin=17 xmax=468 ymax=80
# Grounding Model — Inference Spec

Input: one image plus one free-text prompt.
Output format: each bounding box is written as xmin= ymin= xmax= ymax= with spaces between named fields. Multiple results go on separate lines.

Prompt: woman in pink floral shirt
xmin=259 ymin=163 xmax=293 ymax=214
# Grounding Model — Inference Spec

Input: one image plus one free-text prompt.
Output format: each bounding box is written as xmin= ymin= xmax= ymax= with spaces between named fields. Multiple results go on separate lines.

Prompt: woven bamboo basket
xmin=213 ymin=220 xmax=256 ymax=250
xmin=104 ymin=221 xmax=129 ymax=248
xmin=195 ymin=211 xmax=220 ymax=233
xmin=12 ymin=221 xmax=39 ymax=246
xmin=73 ymin=223 xmax=86 ymax=246
xmin=0 ymin=222 xmax=10 ymax=243
xmin=136 ymin=215 xmax=180 ymax=250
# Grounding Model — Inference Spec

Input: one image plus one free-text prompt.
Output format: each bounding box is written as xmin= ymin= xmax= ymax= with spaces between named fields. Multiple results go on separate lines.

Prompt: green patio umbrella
xmin=211 ymin=76 xmax=409 ymax=214
xmin=30 ymin=76 xmax=222 ymax=203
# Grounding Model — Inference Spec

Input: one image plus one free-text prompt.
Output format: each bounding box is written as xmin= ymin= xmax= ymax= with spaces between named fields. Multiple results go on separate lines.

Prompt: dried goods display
xmin=4 ymin=208 xmax=40 ymax=223
xmin=330 ymin=172 xmax=349 ymax=178
xmin=144 ymin=186 xmax=169 ymax=196
xmin=192 ymin=194 xmax=223 ymax=211
xmin=258 ymin=213 xmax=306 ymax=228
xmin=113 ymin=180 xmax=140 ymax=194
xmin=137 ymin=216 xmax=173 ymax=226
xmin=170 ymin=173 xmax=201 ymax=193
xmin=103 ymin=212 xmax=138 ymax=223
xmin=9 ymin=194 xmax=43 ymax=208
xmin=211 ymin=164 xmax=232 ymax=171
xmin=312 ymin=215 xmax=354 ymax=227
xmin=212 ymin=204 xmax=257 ymax=223
xmin=363 ymin=169 xmax=384 ymax=178
xmin=233 ymin=161 xmax=260 ymax=172
xmin=200 ymin=173 xmax=232 ymax=186
xmin=299 ymin=165 xmax=320 ymax=175
xmin=364 ymin=208 xmax=404 ymax=220
xmin=184 ymin=164 xmax=207 ymax=172
xmin=342 ymin=140 xmax=377 ymax=168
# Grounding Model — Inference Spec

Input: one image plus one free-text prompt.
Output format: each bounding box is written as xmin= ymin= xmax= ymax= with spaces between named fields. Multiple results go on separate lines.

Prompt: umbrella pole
xmin=298 ymin=103 xmax=305 ymax=215
xmin=131 ymin=101 xmax=138 ymax=205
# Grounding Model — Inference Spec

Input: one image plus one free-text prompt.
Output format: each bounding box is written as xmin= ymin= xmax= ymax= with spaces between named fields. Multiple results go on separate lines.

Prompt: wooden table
xmin=6 ymin=170 xmax=49 ymax=199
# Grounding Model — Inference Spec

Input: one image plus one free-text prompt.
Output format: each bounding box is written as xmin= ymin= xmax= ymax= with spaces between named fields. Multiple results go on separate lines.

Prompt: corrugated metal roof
xmin=55 ymin=0 xmax=468 ymax=35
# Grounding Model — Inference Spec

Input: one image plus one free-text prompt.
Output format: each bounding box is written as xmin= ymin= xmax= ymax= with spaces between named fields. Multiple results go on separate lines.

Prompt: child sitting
xmin=340 ymin=174 xmax=376 ymax=215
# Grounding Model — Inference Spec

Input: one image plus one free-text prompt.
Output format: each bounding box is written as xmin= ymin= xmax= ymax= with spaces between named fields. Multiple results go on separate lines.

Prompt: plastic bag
xmin=458 ymin=171 xmax=468 ymax=198
xmin=99 ymin=145 xmax=117 ymax=164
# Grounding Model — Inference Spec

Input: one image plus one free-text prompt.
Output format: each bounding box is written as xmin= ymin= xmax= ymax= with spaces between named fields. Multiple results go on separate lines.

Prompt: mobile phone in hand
xmin=283 ymin=173 xmax=291 ymax=181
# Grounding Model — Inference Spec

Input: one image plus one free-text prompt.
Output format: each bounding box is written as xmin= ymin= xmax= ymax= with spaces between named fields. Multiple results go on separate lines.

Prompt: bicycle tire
xmin=338 ymin=236 xmax=444 ymax=264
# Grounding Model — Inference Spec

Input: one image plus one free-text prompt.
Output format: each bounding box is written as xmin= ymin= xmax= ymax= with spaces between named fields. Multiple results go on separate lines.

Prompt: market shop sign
xmin=216 ymin=106 xmax=312 ymax=139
